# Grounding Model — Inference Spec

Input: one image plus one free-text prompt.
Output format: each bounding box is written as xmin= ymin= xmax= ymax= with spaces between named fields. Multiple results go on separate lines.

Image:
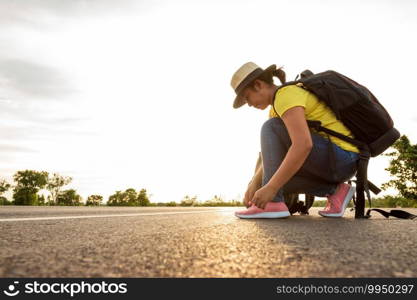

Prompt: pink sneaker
xmin=235 ymin=202 xmax=290 ymax=219
xmin=319 ymin=183 xmax=356 ymax=217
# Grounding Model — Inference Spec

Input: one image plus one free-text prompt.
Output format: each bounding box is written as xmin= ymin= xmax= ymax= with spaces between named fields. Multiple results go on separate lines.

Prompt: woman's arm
xmin=250 ymin=156 xmax=263 ymax=188
xmin=243 ymin=163 xmax=263 ymax=207
xmin=251 ymin=106 xmax=313 ymax=209
xmin=268 ymin=106 xmax=313 ymax=189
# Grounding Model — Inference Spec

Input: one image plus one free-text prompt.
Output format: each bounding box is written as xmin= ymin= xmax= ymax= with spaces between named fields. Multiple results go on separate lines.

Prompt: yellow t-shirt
xmin=269 ymin=85 xmax=359 ymax=153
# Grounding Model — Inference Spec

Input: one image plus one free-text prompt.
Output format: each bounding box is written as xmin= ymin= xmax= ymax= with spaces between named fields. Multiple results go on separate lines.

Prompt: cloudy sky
xmin=1 ymin=0 xmax=416 ymax=203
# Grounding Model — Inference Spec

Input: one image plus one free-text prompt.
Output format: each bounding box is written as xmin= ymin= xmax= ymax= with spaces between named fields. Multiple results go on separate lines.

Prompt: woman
xmin=230 ymin=62 xmax=359 ymax=219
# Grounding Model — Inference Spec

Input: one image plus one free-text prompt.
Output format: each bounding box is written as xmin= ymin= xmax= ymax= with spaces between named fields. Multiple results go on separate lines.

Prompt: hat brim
xmin=232 ymin=64 xmax=276 ymax=109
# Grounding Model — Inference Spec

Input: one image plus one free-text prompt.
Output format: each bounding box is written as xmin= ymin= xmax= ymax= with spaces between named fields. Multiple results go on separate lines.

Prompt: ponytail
xmin=272 ymin=67 xmax=286 ymax=85
xmin=246 ymin=65 xmax=286 ymax=89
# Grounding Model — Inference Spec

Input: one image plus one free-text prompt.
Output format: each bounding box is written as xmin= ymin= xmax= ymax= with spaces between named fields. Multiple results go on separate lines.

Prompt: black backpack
xmin=273 ymin=69 xmax=415 ymax=219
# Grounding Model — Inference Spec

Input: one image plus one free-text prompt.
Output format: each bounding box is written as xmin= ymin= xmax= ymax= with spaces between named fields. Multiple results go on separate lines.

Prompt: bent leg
xmin=260 ymin=118 xmax=358 ymax=202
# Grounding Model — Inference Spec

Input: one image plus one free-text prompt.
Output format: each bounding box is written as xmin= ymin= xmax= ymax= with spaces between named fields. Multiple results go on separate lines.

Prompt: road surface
xmin=1 ymin=206 xmax=416 ymax=277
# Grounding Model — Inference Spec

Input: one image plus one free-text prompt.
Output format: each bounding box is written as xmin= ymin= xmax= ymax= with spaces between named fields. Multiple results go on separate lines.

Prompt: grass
xmin=312 ymin=195 xmax=417 ymax=208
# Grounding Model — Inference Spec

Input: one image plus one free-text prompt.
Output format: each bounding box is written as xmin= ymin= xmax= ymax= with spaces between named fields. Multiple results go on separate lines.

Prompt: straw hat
xmin=230 ymin=62 xmax=276 ymax=108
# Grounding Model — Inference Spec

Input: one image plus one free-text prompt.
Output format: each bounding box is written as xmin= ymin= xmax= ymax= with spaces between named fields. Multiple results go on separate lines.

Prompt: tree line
xmin=0 ymin=170 xmax=151 ymax=206
xmin=0 ymin=170 xmax=240 ymax=206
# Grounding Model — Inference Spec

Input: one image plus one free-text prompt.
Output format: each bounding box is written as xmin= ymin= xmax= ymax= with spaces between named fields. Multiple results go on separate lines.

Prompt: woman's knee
xmin=261 ymin=118 xmax=289 ymax=139
xmin=261 ymin=117 xmax=285 ymax=136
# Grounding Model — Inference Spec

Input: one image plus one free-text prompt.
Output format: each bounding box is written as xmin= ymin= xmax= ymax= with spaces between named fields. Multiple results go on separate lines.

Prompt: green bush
xmin=13 ymin=189 xmax=39 ymax=205
xmin=0 ymin=196 xmax=12 ymax=205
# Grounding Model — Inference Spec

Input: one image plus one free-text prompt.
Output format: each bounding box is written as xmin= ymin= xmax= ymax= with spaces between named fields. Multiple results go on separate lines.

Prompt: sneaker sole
xmin=319 ymin=186 xmax=356 ymax=218
xmin=236 ymin=211 xmax=291 ymax=219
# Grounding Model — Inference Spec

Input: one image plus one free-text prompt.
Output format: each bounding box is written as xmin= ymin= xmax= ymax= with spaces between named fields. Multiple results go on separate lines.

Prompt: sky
xmin=0 ymin=0 xmax=416 ymax=203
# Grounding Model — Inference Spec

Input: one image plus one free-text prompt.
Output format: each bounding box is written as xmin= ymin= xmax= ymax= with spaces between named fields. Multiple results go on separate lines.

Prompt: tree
xmin=86 ymin=195 xmax=103 ymax=206
xmin=0 ymin=179 xmax=11 ymax=195
xmin=13 ymin=170 xmax=48 ymax=205
xmin=38 ymin=194 xmax=47 ymax=206
xmin=210 ymin=195 xmax=224 ymax=205
xmin=382 ymin=135 xmax=417 ymax=200
xmin=0 ymin=179 xmax=11 ymax=205
xmin=107 ymin=188 xmax=151 ymax=206
xmin=56 ymin=189 xmax=83 ymax=206
xmin=46 ymin=173 xmax=72 ymax=205
xmin=137 ymin=188 xmax=150 ymax=206
xmin=107 ymin=189 xmax=136 ymax=206
xmin=124 ymin=188 xmax=139 ymax=206
xmin=180 ymin=195 xmax=198 ymax=206
xmin=107 ymin=190 xmax=124 ymax=206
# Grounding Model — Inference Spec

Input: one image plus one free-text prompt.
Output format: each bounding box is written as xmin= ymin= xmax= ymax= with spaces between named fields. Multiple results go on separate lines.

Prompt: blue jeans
xmin=261 ymin=118 xmax=359 ymax=202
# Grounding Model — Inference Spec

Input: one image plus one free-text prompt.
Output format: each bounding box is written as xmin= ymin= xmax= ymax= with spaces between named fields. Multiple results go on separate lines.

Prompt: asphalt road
xmin=1 ymin=206 xmax=416 ymax=278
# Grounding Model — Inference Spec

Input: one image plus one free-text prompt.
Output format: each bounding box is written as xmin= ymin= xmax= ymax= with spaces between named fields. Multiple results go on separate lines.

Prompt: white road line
xmin=0 ymin=209 xmax=232 ymax=222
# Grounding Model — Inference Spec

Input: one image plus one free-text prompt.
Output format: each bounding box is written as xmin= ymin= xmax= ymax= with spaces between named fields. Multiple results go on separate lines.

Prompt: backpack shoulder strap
xmin=306 ymin=120 xmax=367 ymax=150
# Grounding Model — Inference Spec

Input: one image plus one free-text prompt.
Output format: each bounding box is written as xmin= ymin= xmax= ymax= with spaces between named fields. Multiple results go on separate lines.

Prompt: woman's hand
xmin=243 ymin=181 xmax=258 ymax=208
xmin=251 ymin=184 xmax=278 ymax=209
